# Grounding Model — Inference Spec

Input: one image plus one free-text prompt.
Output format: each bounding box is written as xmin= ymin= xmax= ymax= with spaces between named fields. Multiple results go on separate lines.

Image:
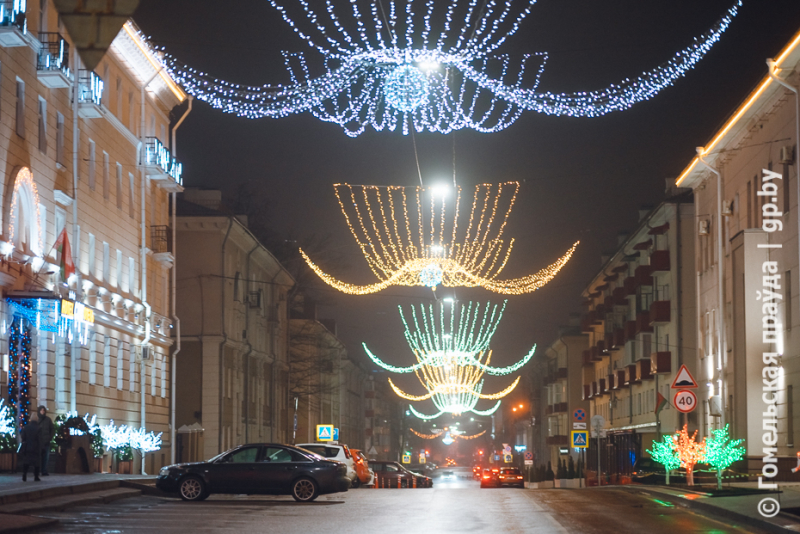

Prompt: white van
xmin=297 ymin=443 xmax=358 ymax=485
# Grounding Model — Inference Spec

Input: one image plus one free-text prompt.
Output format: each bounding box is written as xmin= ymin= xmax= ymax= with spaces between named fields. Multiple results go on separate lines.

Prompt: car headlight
xmin=159 ymin=467 xmax=170 ymax=476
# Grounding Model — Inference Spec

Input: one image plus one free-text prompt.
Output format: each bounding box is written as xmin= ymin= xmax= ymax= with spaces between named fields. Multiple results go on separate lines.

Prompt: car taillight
xmin=517 ymin=476 xmax=523 ymax=479
xmin=483 ymin=475 xmax=490 ymax=479
xmin=343 ymin=446 xmax=351 ymax=459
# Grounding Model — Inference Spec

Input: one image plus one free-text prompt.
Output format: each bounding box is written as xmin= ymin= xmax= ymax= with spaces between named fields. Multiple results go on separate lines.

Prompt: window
xmin=115 ymin=249 xmax=122 ymax=288
xmin=149 ymin=114 xmax=155 ymax=136
xmin=88 ymin=140 xmax=96 ymax=189
xmin=102 ymin=335 xmax=110 ymax=388
xmin=88 ymin=233 xmax=95 ymax=277
xmin=115 ymin=77 xmax=122 ymax=117
xmin=128 ymin=256 xmax=135 ymax=293
xmin=102 ymin=241 xmax=109 ymax=282
xmin=38 ymin=203 xmax=46 ymax=250
xmin=38 ymin=0 xmax=47 ymax=31
xmin=54 ymin=207 xmax=65 ymax=244
xmin=226 ymin=447 xmax=259 ymax=463
xmin=103 ymin=151 xmax=109 ymax=200
xmin=129 ymin=341 xmax=135 ymax=392
xmin=89 ymin=332 xmax=97 ymax=385
xmin=37 ymin=97 xmax=46 ymax=153
xmin=150 ymin=357 xmax=156 ymax=396
xmin=233 ymin=272 xmax=241 ymax=301
xmin=128 ymin=173 xmax=135 ymax=218
xmin=160 ymin=354 xmax=166 ymax=398
xmin=15 ymin=79 xmax=25 ymax=138
xmin=116 ymin=339 xmax=123 ymax=390
xmin=116 ymin=163 xmax=122 ymax=209
xmin=128 ymin=91 xmax=134 ymax=131
xmin=102 ymin=63 xmax=109 ymax=103
xmin=56 ymin=112 xmax=65 ymax=166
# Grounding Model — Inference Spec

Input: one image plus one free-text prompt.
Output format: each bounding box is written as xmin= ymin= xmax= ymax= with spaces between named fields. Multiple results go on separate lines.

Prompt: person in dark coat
xmin=37 ymin=406 xmax=54 ymax=476
xmin=20 ymin=413 xmax=41 ymax=481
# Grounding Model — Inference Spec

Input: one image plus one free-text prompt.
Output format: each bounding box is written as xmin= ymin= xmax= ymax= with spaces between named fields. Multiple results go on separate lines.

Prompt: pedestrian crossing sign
xmin=402 ymin=454 xmax=411 ymax=464
xmin=571 ymin=430 xmax=589 ymax=449
xmin=316 ymin=424 xmax=334 ymax=441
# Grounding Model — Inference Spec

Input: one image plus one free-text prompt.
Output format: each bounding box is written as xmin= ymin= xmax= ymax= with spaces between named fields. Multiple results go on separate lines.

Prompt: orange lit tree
xmin=675 ymin=425 xmax=706 ymax=486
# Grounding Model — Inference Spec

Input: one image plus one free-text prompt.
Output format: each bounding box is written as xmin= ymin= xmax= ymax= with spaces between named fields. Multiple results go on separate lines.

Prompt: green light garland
xmin=647 ymin=434 xmax=680 ymax=485
xmin=704 ymin=424 xmax=745 ymax=489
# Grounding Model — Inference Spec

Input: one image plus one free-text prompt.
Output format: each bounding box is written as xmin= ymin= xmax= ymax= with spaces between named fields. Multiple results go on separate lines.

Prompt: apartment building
xmin=581 ymin=191 xmax=696 ymax=483
xmin=0 ymin=2 xmax=186 ymax=472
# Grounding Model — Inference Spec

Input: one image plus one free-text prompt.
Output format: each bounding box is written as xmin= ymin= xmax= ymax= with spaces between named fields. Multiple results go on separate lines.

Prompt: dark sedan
xmin=156 ymin=443 xmax=351 ymax=502
xmin=371 ymin=461 xmax=433 ymax=488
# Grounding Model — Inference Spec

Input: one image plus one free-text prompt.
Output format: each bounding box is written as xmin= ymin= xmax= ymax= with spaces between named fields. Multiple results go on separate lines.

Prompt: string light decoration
xmin=0 ymin=399 xmax=14 ymax=437
xmin=646 ymin=434 xmax=680 ymax=485
xmin=163 ymin=1 xmax=742 ymax=136
xmin=410 ymin=427 xmax=486 ymax=443
xmin=6 ymin=320 xmax=32 ymax=431
xmin=410 ymin=400 xmax=500 ymax=421
xmin=675 ymin=425 xmax=706 ymax=487
xmin=302 ymin=182 xmax=578 ymax=294
xmin=704 ymin=424 xmax=745 ymax=490
xmin=7 ymin=167 xmax=43 ymax=255
xmin=100 ymin=419 xmax=163 ymax=453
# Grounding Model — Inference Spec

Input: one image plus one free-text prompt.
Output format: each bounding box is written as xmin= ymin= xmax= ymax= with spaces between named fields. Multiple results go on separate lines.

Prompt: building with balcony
xmin=0 ymin=1 xmax=187 ymax=473
xmin=174 ymin=190 xmax=294 ymax=461
xmin=580 ymin=190 xmax=696 ymax=484
xmin=540 ymin=321 xmax=588 ymax=468
xmin=674 ymin=27 xmax=800 ymax=478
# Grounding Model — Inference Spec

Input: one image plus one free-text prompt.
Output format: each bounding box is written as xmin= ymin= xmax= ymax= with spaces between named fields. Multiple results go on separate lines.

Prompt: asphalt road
xmin=36 ymin=475 xmax=767 ymax=534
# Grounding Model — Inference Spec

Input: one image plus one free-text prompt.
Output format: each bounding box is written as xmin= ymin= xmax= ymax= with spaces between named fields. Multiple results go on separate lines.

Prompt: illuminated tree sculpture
xmin=675 ymin=425 xmax=706 ymax=487
xmin=365 ymin=300 xmax=534 ymax=419
xmin=705 ymin=424 xmax=745 ymax=490
xmin=164 ymin=1 xmax=742 ymax=136
xmin=647 ymin=434 xmax=680 ymax=485
xmin=301 ymin=182 xmax=578 ymax=294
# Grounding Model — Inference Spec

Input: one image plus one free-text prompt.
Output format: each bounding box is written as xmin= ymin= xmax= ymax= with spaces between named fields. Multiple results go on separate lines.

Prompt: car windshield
xmin=293 ymin=446 xmax=326 ymax=461
xmin=501 ymin=468 xmax=520 ymax=475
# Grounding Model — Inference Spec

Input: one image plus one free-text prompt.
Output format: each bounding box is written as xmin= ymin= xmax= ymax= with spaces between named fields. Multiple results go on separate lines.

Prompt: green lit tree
xmin=647 ymin=434 xmax=681 ymax=485
xmin=705 ymin=424 xmax=745 ymax=490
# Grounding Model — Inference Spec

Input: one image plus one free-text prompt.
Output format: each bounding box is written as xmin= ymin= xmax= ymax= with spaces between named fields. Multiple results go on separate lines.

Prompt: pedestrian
xmin=37 ymin=406 xmax=54 ymax=476
xmin=20 ymin=413 xmax=41 ymax=482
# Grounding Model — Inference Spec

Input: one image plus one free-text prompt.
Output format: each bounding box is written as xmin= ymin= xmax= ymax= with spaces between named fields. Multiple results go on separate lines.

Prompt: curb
xmin=0 ymin=515 xmax=59 ymax=534
xmin=635 ymin=487 xmax=798 ymax=534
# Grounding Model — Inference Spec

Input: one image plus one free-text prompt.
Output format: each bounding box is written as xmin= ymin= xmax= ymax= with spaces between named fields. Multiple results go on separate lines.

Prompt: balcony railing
xmin=0 ymin=1 xmax=25 ymax=31
xmin=78 ymin=70 xmax=103 ymax=106
xmin=37 ymin=32 xmax=71 ymax=88
xmin=150 ymin=225 xmax=172 ymax=254
xmin=144 ymin=137 xmax=183 ymax=186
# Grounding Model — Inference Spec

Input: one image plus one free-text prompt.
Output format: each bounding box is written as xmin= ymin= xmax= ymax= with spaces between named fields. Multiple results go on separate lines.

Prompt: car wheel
xmin=351 ymin=476 xmax=361 ymax=489
xmin=179 ymin=476 xmax=207 ymax=501
xmin=292 ymin=477 xmax=319 ymax=502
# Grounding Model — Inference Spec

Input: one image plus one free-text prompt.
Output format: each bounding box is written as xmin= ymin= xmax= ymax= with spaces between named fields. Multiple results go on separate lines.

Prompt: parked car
xmin=156 ymin=443 xmax=351 ymax=502
xmin=406 ymin=462 xmax=436 ymax=475
xmin=371 ymin=461 xmax=433 ymax=488
xmin=349 ymin=448 xmax=375 ymax=487
xmin=296 ymin=443 xmax=358 ymax=486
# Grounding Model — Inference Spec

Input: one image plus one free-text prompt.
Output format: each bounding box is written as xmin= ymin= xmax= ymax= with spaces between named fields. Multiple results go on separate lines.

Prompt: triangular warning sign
xmin=671 ymin=364 xmax=698 ymax=389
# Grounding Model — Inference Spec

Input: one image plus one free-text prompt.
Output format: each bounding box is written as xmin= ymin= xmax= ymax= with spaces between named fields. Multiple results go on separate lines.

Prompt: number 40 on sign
xmin=673 ymin=390 xmax=697 ymax=413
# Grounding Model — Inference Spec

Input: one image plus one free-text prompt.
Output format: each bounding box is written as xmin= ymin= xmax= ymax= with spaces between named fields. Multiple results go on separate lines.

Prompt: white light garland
xmin=162 ymin=0 xmax=742 ymax=136
xmin=0 ymin=399 xmax=14 ymax=437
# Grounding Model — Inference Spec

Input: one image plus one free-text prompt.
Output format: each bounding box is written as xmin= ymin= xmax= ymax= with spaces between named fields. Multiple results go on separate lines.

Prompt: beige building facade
xmin=0 ymin=2 xmax=186 ymax=473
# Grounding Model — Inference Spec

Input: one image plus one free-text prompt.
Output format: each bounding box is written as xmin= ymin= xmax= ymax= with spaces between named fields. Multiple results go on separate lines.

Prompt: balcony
xmin=634 ymin=265 xmax=653 ymax=288
xmin=582 ymin=350 xmax=593 ymax=367
xmin=636 ymin=310 xmax=653 ymax=334
xmin=583 ymin=384 xmax=591 ymax=400
xmin=636 ymin=358 xmax=653 ymax=381
xmin=604 ymin=332 xmax=614 ymax=349
xmin=594 ymin=304 xmax=607 ymax=318
xmin=650 ymin=300 xmax=671 ymax=325
xmin=598 ymin=378 xmax=608 ymax=395
xmin=650 ymin=250 xmax=670 ymax=273
xmin=0 ymin=1 xmax=27 ymax=47
xmin=612 ymin=328 xmax=626 ymax=349
xmin=144 ymin=137 xmax=184 ymax=191
xmin=625 ymin=320 xmax=637 ymax=341
xmin=589 ymin=309 xmax=602 ymax=325
xmin=607 ymin=373 xmax=615 ymax=390
xmin=626 ymin=364 xmax=637 ymax=385
xmin=614 ymin=370 xmax=626 ymax=389
xmin=546 ymin=435 xmax=568 ymax=446
xmin=78 ymin=70 xmax=104 ymax=118
xmin=623 ymin=276 xmax=636 ymax=296
xmin=604 ymin=295 xmax=615 ymax=309
xmin=590 ymin=346 xmax=603 ymax=362
xmin=551 ymin=402 xmax=568 ymax=414
xmin=591 ymin=381 xmax=599 ymax=397
xmin=651 ymin=351 xmax=672 ymax=374
xmin=596 ymin=339 xmax=606 ymax=354
xmin=612 ymin=287 xmax=628 ymax=305
xmin=37 ymin=33 xmax=71 ymax=88
xmin=150 ymin=225 xmax=174 ymax=268
xmin=581 ymin=317 xmax=593 ymax=333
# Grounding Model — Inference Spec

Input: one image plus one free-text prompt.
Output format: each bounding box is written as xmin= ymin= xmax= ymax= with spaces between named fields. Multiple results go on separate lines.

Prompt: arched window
xmin=8 ymin=167 xmax=43 ymax=256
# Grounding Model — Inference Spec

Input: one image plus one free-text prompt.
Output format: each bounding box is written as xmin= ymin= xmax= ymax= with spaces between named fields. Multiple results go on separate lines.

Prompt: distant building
xmin=175 ymin=191 xmax=294 ymax=461
xmin=581 ymin=191 xmax=696 ymax=484
xmin=674 ymin=27 xmax=800 ymax=478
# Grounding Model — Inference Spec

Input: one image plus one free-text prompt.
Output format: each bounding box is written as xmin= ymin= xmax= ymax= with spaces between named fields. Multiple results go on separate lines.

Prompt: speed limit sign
xmin=674 ymin=390 xmax=697 ymax=413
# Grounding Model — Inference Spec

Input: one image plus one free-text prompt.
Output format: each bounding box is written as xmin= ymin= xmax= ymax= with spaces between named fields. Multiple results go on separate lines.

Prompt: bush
xmin=556 ymin=458 xmax=567 ymax=479
xmin=115 ymin=444 xmax=133 ymax=462
xmin=577 ymin=456 xmax=584 ymax=479
xmin=567 ymin=456 xmax=576 ymax=479
xmin=546 ymin=461 xmax=555 ymax=481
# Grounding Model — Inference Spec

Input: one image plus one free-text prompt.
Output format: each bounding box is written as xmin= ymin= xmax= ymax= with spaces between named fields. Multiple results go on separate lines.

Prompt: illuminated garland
xmin=0 ymin=399 xmax=14 ymax=437
xmin=410 ymin=427 xmax=486 ymax=442
xmin=675 ymin=425 xmax=705 ymax=487
xmin=7 ymin=167 xmax=43 ymax=254
xmin=646 ymin=434 xmax=680 ymax=485
xmin=163 ymin=1 xmax=741 ymax=136
xmin=302 ymin=182 xmax=578 ymax=294
xmin=409 ymin=400 xmax=501 ymax=420
xmin=100 ymin=419 xmax=163 ymax=453
xmin=6 ymin=320 xmax=31 ymax=430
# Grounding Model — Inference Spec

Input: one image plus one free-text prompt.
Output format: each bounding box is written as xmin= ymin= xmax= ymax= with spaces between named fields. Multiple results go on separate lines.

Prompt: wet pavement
xmin=29 ymin=474 xmax=774 ymax=534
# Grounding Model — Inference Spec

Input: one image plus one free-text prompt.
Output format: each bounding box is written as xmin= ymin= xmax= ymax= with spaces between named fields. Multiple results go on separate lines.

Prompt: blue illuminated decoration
xmin=0 ymin=0 xmax=26 ymax=33
xmin=419 ymin=263 xmax=443 ymax=289
xmin=144 ymin=137 xmax=183 ymax=186
xmin=6 ymin=298 xmax=94 ymax=345
xmin=78 ymin=71 xmax=103 ymax=106
xmin=384 ymin=65 xmax=429 ymax=112
xmin=7 ymin=320 xmax=31 ymax=430
xmin=163 ymin=0 xmax=742 ymax=136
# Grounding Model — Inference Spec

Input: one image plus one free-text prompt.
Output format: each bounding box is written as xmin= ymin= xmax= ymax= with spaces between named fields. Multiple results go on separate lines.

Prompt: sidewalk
xmin=631 ymin=481 xmax=800 ymax=534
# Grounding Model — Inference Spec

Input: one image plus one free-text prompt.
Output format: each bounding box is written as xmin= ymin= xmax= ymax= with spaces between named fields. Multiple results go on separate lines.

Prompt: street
xmin=35 ymin=474 xmax=765 ymax=534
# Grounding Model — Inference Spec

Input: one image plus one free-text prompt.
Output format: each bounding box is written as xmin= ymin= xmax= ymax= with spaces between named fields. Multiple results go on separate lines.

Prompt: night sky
xmin=134 ymin=1 xmax=800 ymax=403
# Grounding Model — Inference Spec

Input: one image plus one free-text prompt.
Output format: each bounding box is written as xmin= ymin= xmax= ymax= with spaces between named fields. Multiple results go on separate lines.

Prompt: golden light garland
xmin=8 ymin=167 xmax=43 ymax=255
xmin=410 ymin=428 xmax=487 ymax=441
xmin=300 ymin=182 xmax=578 ymax=294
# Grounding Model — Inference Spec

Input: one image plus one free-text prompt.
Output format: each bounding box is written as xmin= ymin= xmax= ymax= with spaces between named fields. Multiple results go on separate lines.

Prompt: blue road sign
xmin=333 ymin=428 xmax=339 ymax=441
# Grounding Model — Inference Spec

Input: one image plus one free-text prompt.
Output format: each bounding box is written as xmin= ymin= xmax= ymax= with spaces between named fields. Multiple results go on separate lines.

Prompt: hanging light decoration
xmin=410 ymin=427 xmax=486 ymax=444
xmin=301 ymin=182 xmax=578 ymax=294
xmin=367 ymin=300 xmax=534 ymax=419
xmin=162 ymin=0 xmax=742 ymax=136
